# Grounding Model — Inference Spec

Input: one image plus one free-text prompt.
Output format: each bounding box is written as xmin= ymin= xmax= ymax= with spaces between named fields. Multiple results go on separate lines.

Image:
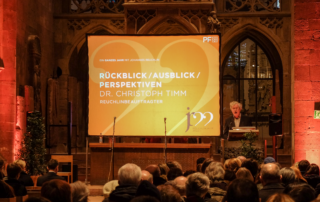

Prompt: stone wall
xmin=294 ymin=0 xmax=320 ymax=164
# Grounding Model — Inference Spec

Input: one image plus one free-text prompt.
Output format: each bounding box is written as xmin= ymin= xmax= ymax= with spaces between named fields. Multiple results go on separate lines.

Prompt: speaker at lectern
xmin=228 ymin=127 xmax=259 ymax=141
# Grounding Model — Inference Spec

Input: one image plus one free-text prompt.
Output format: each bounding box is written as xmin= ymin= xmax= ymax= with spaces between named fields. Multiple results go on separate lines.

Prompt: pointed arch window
xmin=222 ymin=38 xmax=274 ymax=136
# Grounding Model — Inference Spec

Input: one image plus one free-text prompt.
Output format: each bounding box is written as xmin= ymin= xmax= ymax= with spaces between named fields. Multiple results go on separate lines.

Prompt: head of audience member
xmin=224 ymin=179 xmax=259 ymax=202
xmin=284 ymin=183 xmax=316 ymax=202
xmin=183 ymin=170 xmax=196 ymax=177
xmin=224 ymin=158 xmax=241 ymax=172
xmin=0 ymin=180 xmax=15 ymax=198
xmin=241 ymin=158 xmax=259 ymax=179
xmin=237 ymin=156 xmax=246 ymax=163
xmin=157 ymin=184 xmax=181 ymax=202
xmin=197 ymin=158 xmax=206 ymax=166
xmin=306 ymin=163 xmax=320 ymax=175
xmin=280 ymin=167 xmax=296 ymax=186
xmin=145 ymin=164 xmax=161 ymax=178
xmin=167 ymin=161 xmax=182 ymax=170
xmin=201 ymin=158 xmax=214 ymax=174
xmin=103 ymin=180 xmax=119 ymax=198
xmin=298 ymin=160 xmax=310 ymax=175
xmin=130 ymin=196 xmax=160 ymax=202
xmin=118 ymin=163 xmax=141 ymax=186
xmin=236 ymin=167 xmax=254 ymax=181
xmin=167 ymin=168 xmax=183 ymax=181
xmin=290 ymin=166 xmax=307 ymax=183
xmin=197 ymin=164 xmax=202 ymax=172
xmin=173 ymin=176 xmax=187 ymax=197
xmin=41 ymin=179 xmax=71 ymax=202
xmin=24 ymin=197 xmax=51 ymax=202
xmin=260 ymin=163 xmax=282 ymax=186
xmin=141 ymin=170 xmax=153 ymax=184
xmin=264 ymin=157 xmax=276 ymax=164
xmin=7 ymin=163 xmax=21 ymax=180
xmin=186 ymin=172 xmax=210 ymax=198
xmin=70 ymin=181 xmax=89 ymax=202
xmin=158 ymin=163 xmax=169 ymax=176
xmin=205 ymin=162 xmax=225 ymax=183
xmin=224 ymin=169 xmax=236 ymax=183
xmin=136 ymin=180 xmax=161 ymax=201
xmin=266 ymin=193 xmax=294 ymax=202
xmin=14 ymin=159 xmax=26 ymax=171
xmin=47 ymin=159 xmax=59 ymax=173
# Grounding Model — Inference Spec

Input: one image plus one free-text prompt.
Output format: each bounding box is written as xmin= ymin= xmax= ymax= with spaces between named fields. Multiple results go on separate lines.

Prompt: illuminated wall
xmin=294 ymin=1 xmax=320 ymax=164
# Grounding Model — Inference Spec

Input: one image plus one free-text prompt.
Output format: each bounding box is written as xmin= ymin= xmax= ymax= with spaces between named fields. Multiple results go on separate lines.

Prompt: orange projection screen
xmin=88 ymin=34 xmax=220 ymax=137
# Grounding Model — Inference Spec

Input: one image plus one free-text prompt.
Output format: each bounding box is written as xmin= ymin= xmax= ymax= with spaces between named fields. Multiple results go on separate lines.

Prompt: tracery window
xmin=222 ymin=38 xmax=274 ymax=137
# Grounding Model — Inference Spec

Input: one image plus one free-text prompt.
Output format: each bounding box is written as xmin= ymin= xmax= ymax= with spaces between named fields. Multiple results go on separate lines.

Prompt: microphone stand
xmin=164 ymin=117 xmax=167 ymax=164
xmin=108 ymin=117 xmax=116 ymax=181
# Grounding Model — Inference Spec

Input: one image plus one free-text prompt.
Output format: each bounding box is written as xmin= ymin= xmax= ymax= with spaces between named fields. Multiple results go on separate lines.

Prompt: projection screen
xmin=87 ymin=34 xmax=220 ymax=137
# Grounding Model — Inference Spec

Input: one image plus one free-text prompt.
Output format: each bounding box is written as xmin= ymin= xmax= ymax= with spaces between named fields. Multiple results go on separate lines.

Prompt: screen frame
xmin=86 ymin=33 xmax=222 ymax=138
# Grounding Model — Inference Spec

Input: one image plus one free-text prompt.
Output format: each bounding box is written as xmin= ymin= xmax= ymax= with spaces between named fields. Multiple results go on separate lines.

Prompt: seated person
xmin=41 ymin=179 xmax=71 ymax=202
xmin=5 ymin=163 xmax=27 ymax=196
xmin=0 ymin=180 xmax=15 ymax=198
xmin=37 ymin=159 xmax=65 ymax=186
xmin=14 ymin=159 xmax=34 ymax=186
xmin=0 ymin=159 xmax=5 ymax=180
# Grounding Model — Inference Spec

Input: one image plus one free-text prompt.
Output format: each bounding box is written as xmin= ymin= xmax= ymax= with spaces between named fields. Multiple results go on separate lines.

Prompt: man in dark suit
xmin=259 ymin=163 xmax=284 ymax=202
xmin=5 ymin=163 xmax=27 ymax=196
xmin=222 ymin=101 xmax=253 ymax=139
xmin=37 ymin=159 xmax=65 ymax=186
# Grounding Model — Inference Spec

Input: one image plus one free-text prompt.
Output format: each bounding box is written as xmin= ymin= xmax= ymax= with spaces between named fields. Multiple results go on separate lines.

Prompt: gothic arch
xmin=137 ymin=16 xmax=199 ymax=34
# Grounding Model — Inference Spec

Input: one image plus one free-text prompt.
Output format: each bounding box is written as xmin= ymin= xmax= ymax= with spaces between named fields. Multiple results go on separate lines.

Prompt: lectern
xmin=228 ymin=127 xmax=259 ymax=141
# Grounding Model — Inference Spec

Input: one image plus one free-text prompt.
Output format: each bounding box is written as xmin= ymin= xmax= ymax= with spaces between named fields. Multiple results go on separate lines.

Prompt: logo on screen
xmin=203 ymin=37 xmax=219 ymax=43
xmin=186 ymin=107 xmax=214 ymax=132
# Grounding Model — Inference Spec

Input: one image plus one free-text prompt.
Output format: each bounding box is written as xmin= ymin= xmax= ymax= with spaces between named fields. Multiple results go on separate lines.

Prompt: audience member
xmin=304 ymin=164 xmax=320 ymax=188
xmin=135 ymin=180 xmax=161 ymax=201
xmin=224 ymin=158 xmax=241 ymax=172
xmin=237 ymin=156 xmax=246 ymax=163
xmin=173 ymin=176 xmax=187 ymax=198
xmin=236 ymin=167 xmax=254 ymax=181
xmin=24 ymin=197 xmax=51 ymax=202
xmin=141 ymin=170 xmax=153 ymax=184
xmin=266 ymin=193 xmax=294 ymax=202
xmin=197 ymin=158 xmax=206 ymax=165
xmin=167 ymin=167 xmax=183 ymax=181
xmin=290 ymin=166 xmax=307 ymax=183
xmin=0 ymin=180 xmax=15 ymax=198
xmin=130 ymin=196 xmax=160 ymax=202
xmin=197 ymin=164 xmax=202 ymax=172
xmin=185 ymin=172 xmax=217 ymax=202
xmin=241 ymin=158 xmax=259 ymax=179
xmin=183 ymin=170 xmax=196 ymax=177
xmin=37 ymin=159 xmax=65 ymax=186
xmin=41 ymin=179 xmax=71 ymax=202
xmin=264 ymin=157 xmax=276 ymax=164
xmin=106 ymin=163 xmax=141 ymax=202
xmin=5 ymin=163 xmax=27 ymax=196
xmin=259 ymin=163 xmax=285 ymax=202
xmin=223 ymin=179 xmax=259 ymax=202
xmin=157 ymin=184 xmax=181 ymax=202
xmin=205 ymin=162 xmax=227 ymax=202
xmin=280 ymin=167 xmax=295 ymax=187
xmin=0 ymin=159 xmax=5 ymax=180
xmin=224 ymin=170 xmax=236 ymax=185
xmin=167 ymin=161 xmax=182 ymax=170
xmin=145 ymin=164 xmax=166 ymax=186
xmin=70 ymin=181 xmax=89 ymax=202
xmin=284 ymin=183 xmax=316 ymax=202
xmin=298 ymin=160 xmax=310 ymax=176
xmin=14 ymin=159 xmax=34 ymax=186
xmin=103 ymin=180 xmax=119 ymax=198
xmin=201 ymin=158 xmax=215 ymax=174
xmin=158 ymin=163 xmax=169 ymax=178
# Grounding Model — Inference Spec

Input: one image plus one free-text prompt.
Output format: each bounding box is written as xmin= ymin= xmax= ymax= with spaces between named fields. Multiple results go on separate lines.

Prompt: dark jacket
xmin=259 ymin=183 xmax=285 ymax=202
xmin=36 ymin=172 xmax=65 ymax=186
xmin=104 ymin=184 xmax=138 ymax=202
xmin=19 ymin=171 xmax=34 ymax=186
xmin=5 ymin=178 xmax=27 ymax=196
xmin=186 ymin=195 xmax=218 ymax=202
xmin=304 ymin=174 xmax=320 ymax=188
xmin=222 ymin=114 xmax=253 ymax=139
xmin=153 ymin=176 xmax=167 ymax=186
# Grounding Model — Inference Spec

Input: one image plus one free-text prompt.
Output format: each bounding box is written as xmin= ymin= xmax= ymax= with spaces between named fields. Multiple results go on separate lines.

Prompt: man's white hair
xmin=118 ymin=163 xmax=141 ymax=186
xmin=186 ymin=172 xmax=210 ymax=197
xmin=230 ymin=101 xmax=242 ymax=110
